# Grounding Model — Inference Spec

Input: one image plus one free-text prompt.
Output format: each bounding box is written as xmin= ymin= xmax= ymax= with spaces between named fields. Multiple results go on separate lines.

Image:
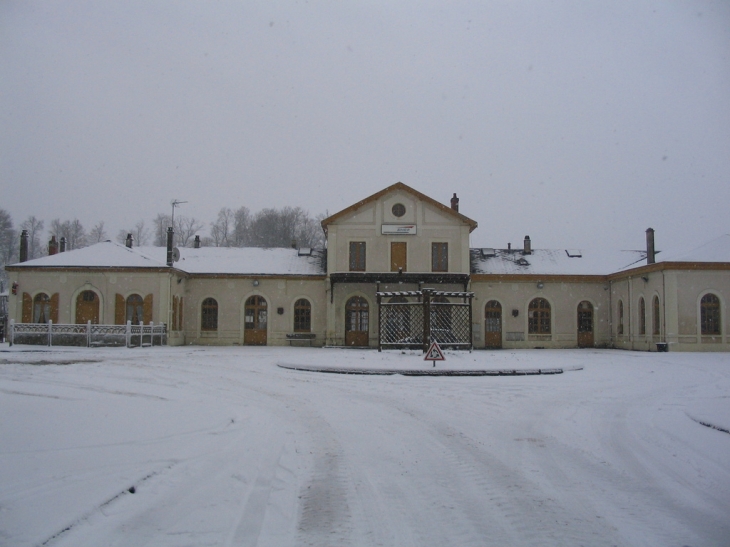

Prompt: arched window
xmin=652 ymin=296 xmax=660 ymax=335
xmin=577 ymin=301 xmax=593 ymax=333
xmin=201 ymin=298 xmax=218 ymax=331
xmin=618 ymin=300 xmax=624 ymax=335
xmin=701 ymin=293 xmax=721 ymax=335
xmin=638 ymin=297 xmax=646 ymax=335
xmin=528 ymin=298 xmax=551 ymax=334
xmin=33 ymin=293 xmax=50 ymax=323
xmin=126 ymin=294 xmax=144 ymax=324
xmin=294 ymin=299 xmax=311 ymax=332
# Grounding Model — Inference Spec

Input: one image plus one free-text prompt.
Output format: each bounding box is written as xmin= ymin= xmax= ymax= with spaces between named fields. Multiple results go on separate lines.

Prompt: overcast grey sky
xmin=2 ymin=1 xmax=729 ymax=252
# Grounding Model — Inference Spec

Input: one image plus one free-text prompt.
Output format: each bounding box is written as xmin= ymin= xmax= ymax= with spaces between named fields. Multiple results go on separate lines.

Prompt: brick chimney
xmin=450 ymin=193 xmax=459 ymax=212
xmin=60 ymin=237 xmax=67 ymax=253
xmin=19 ymin=230 xmax=29 ymax=262
xmin=48 ymin=236 xmax=58 ymax=256
xmin=523 ymin=235 xmax=532 ymax=255
xmin=126 ymin=233 xmax=133 ymax=248
xmin=646 ymin=228 xmax=655 ymax=264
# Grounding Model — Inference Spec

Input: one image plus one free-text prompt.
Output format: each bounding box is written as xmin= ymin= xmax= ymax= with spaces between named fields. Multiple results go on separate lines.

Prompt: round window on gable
xmin=392 ymin=203 xmax=406 ymax=217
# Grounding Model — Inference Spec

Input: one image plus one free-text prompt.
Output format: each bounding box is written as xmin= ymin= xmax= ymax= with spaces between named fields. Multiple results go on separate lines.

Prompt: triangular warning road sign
xmin=424 ymin=341 xmax=446 ymax=361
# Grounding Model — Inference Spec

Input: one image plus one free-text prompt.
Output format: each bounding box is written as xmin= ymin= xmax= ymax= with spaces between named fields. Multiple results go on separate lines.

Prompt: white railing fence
xmin=8 ymin=320 xmax=166 ymax=348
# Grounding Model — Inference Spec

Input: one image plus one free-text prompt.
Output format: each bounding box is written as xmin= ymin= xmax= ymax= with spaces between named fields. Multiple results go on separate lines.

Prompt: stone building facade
xmin=5 ymin=183 xmax=730 ymax=351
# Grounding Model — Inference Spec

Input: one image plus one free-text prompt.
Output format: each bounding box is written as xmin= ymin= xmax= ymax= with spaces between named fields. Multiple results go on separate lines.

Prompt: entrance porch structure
xmin=377 ymin=288 xmax=474 ymax=351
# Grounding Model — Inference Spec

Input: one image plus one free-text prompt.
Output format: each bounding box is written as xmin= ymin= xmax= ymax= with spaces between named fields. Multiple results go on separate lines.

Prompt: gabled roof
xmin=320 ymin=182 xmax=478 ymax=233
xmin=7 ymin=241 xmax=168 ymax=269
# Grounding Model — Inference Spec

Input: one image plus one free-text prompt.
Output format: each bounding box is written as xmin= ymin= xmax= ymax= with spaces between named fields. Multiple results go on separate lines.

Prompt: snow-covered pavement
xmin=1 ymin=346 xmax=729 ymax=547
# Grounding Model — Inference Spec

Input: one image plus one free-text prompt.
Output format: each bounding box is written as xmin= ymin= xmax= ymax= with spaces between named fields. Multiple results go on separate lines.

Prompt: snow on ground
xmin=1 ymin=345 xmax=729 ymax=547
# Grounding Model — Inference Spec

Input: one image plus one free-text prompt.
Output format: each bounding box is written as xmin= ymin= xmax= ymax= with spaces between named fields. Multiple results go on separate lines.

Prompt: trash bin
xmin=656 ymin=342 xmax=668 ymax=352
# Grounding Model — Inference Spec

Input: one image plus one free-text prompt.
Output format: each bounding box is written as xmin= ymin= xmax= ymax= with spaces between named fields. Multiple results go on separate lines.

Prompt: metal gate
xmin=377 ymin=289 xmax=473 ymax=351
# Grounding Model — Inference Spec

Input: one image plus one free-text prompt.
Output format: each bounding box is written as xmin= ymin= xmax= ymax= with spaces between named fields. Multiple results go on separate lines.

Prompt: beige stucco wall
xmin=182 ymin=276 xmax=327 ymax=346
xmin=471 ymin=278 xmax=610 ymax=349
xmin=6 ymin=269 xmax=170 ymax=326
xmin=610 ymin=268 xmax=730 ymax=351
xmin=326 ymin=189 xmax=471 ymax=274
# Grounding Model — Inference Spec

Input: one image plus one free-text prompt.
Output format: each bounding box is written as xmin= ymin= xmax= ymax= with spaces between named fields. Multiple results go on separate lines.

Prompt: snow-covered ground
xmin=1 ymin=346 xmax=728 ymax=547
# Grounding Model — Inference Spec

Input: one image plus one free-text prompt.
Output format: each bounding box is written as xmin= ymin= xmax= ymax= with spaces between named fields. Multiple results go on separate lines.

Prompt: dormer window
xmin=392 ymin=203 xmax=406 ymax=217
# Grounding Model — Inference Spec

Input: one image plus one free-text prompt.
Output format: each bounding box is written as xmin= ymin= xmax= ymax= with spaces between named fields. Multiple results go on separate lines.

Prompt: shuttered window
xmin=431 ymin=243 xmax=448 ymax=272
xmin=349 ymin=242 xmax=366 ymax=271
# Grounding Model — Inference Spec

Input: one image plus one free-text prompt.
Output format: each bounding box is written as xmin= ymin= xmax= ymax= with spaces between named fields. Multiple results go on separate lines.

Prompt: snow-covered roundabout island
xmin=1 ymin=346 xmax=729 ymax=547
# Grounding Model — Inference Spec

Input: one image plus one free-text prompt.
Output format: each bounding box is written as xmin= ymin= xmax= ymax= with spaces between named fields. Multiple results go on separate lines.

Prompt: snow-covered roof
xmin=168 ymin=246 xmax=326 ymax=276
xmin=471 ymin=248 xmax=647 ymax=276
xmin=8 ymin=242 xmax=327 ymax=276
xmin=655 ymin=234 xmax=730 ymax=263
xmin=9 ymin=241 xmax=168 ymax=269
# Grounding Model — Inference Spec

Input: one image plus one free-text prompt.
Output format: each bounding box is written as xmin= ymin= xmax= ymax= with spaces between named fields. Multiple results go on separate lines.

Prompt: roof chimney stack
xmin=19 ymin=230 xmax=29 ymax=263
xmin=450 ymin=193 xmax=459 ymax=212
xmin=48 ymin=236 xmax=58 ymax=256
xmin=60 ymin=237 xmax=67 ymax=253
xmin=646 ymin=228 xmax=655 ymax=264
xmin=125 ymin=233 xmax=133 ymax=248
xmin=194 ymin=235 xmax=201 ymax=249
xmin=523 ymin=235 xmax=532 ymax=255
xmin=166 ymin=227 xmax=174 ymax=266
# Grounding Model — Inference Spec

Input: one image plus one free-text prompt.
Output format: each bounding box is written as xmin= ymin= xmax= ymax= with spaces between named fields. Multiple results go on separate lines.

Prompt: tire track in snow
xmin=329 ymin=378 xmax=621 ymax=546
xmin=231 ymin=383 xmax=356 ymax=546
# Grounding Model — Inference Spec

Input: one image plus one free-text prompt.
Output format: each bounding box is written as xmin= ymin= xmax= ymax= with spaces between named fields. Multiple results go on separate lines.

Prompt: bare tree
xmin=232 ymin=206 xmax=251 ymax=247
xmin=209 ymin=208 xmax=234 ymax=247
xmin=88 ymin=221 xmax=108 ymax=243
xmin=245 ymin=207 xmax=323 ymax=248
xmin=50 ymin=218 xmax=87 ymax=250
xmin=20 ymin=216 xmax=44 ymax=258
xmin=0 ymin=210 xmax=16 ymax=280
xmin=152 ymin=213 xmax=172 ymax=246
xmin=116 ymin=221 xmax=150 ymax=246
xmin=175 ymin=216 xmax=204 ymax=247
xmin=133 ymin=220 xmax=150 ymax=246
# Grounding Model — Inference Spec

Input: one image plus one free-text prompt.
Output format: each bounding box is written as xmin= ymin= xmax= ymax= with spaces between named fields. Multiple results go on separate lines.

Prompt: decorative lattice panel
xmin=378 ymin=291 xmax=473 ymax=350
xmin=379 ymin=302 xmax=424 ymax=348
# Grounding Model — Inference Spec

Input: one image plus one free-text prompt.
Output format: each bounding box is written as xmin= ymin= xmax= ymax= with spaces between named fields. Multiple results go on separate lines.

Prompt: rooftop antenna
xmin=171 ymin=199 xmax=187 ymax=244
